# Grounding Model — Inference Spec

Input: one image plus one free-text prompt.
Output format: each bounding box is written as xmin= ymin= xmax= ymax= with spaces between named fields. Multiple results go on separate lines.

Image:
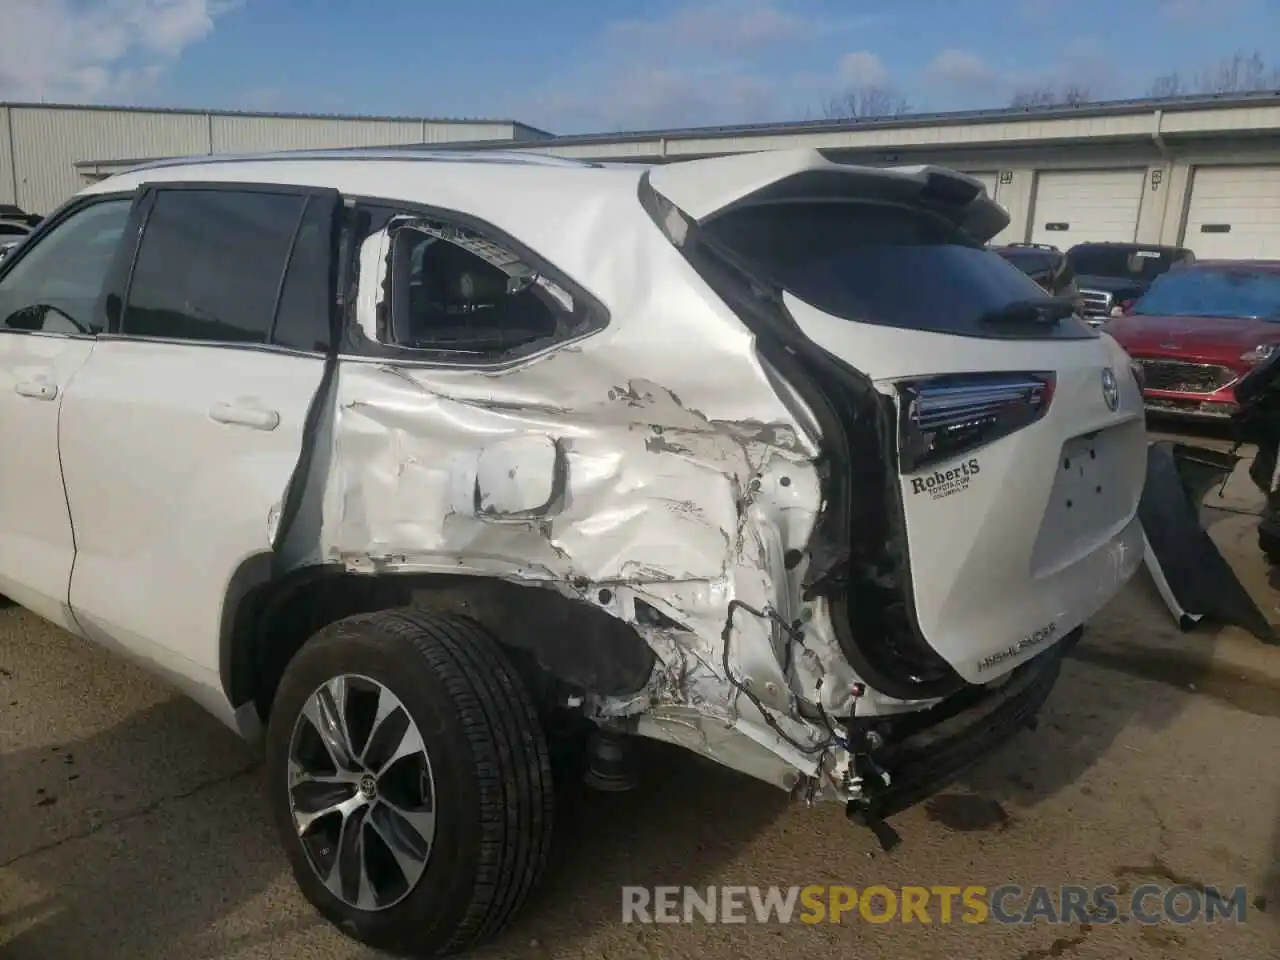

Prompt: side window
xmin=272 ymin=196 xmax=334 ymax=353
xmin=379 ymin=214 xmax=597 ymax=358
xmin=0 ymin=198 xmax=131 ymax=335
xmin=122 ymin=188 xmax=307 ymax=345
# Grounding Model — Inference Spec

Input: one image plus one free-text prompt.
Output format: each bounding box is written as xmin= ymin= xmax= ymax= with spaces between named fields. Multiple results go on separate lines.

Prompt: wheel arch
xmin=221 ymin=559 xmax=659 ymax=729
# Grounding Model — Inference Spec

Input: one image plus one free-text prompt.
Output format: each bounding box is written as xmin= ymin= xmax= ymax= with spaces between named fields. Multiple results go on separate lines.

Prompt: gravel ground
xmin=1 ymin=430 xmax=1277 ymax=960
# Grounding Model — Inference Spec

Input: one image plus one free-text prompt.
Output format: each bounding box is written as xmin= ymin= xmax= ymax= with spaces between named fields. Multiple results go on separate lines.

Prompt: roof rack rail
xmin=128 ymin=147 xmax=603 ymax=175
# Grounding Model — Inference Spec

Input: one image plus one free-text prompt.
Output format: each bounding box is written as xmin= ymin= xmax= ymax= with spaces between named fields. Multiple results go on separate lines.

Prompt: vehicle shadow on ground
xmin=0 ymin=694 xmax=787 ymax=959
xmin=0 ymin=697 xmax=304 ymax=960
xmin=472 ymin=738 xmax=792 ymax=956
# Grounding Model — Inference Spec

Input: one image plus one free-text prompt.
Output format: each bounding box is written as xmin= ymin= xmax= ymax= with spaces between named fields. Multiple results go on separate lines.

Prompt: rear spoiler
xmin=645 ymin=148 xmax=1009 ymax=244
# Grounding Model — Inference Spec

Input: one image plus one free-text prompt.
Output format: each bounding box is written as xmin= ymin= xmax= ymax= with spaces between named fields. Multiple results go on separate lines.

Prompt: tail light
xmin=898 ymin=372 xmax=1056 ymax=473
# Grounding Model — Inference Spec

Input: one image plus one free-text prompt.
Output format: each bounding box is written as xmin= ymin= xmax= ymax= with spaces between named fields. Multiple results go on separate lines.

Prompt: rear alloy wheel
xmin=266 ymin=609 xmax=554 ymax=957
xmin=288 ymin=674 xmax=436 ymax=911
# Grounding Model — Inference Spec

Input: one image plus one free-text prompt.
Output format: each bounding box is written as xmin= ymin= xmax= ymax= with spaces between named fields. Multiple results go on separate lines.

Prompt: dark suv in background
xmin=1066 ymin=242 xmax=1195 ymax=325
xmin=992 ymin=242 xmax=1083 ymax=307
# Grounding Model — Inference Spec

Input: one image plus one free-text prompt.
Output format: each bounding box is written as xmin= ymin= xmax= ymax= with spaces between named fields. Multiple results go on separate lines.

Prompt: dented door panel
xmin=317 ymin=358 xmax=846 ymax=725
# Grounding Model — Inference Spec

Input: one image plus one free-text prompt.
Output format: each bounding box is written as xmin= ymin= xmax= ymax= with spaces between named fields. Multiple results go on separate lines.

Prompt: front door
xmin=0 ymin=195 xmax=132 ymax=630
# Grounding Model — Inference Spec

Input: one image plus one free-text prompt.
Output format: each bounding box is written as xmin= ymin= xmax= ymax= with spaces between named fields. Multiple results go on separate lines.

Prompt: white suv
xmin=0 ymin=147 xmax=1147 ymax=956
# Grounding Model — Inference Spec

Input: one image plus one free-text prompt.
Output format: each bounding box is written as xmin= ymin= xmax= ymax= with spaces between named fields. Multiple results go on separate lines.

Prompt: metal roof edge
xmin=434 ymin=90 xmax=1280 ymax=151
xmin=0 ymin=100 xmax=528 ymax=127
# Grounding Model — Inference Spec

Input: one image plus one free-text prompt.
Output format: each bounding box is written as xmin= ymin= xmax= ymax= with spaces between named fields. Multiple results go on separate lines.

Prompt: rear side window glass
xmin=123 ymin=189 xmax=306 ymax=344
xmin=703 ymin=201 xmax=1092 ymax=339
xmin=272 ymin=196 xmax=333 ymax=352
xmin=384 ymin=216 xmax=593 ymax=357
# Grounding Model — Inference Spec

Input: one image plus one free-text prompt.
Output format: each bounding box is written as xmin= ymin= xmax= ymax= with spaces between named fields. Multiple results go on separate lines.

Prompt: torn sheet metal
xmin=318 ymin=358 xmax=861 ymax=784
xmin=1139 ymin=440 xmax=1276 ymax=643
xmin=312 ymin=209 xmax=871 ymax=793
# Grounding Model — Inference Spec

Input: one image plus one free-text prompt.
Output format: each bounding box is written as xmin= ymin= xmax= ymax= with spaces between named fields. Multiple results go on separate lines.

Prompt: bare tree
xmin=1009 ymin=83 xmax=1092 ymax=108
xmin=1147 ymin=50 xmax=1280 ymax=97
xmin=1195 ymin=50 xmax=1279 ymax=93
xmin=823 ymin=85 xmax=911 ymax=120
xmin=1147 ymin=71 xmax=1185 ymax=98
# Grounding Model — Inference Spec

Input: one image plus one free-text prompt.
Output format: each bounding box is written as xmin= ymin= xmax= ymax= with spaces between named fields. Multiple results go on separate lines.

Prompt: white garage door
xmin=1029 ymin=169 xmax=1146 ymax=247
xmin=1183 ymin=166 xmax=1280 ymax=260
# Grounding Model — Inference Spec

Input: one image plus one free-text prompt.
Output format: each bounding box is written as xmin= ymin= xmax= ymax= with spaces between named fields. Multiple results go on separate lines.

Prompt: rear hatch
xmin=645 ymin=151 xmax=1148 ymax=700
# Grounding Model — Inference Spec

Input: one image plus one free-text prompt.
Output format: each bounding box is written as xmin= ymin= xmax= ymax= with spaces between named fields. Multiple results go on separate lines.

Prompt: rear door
xmin=58 ymin=182 xmax=338 ymax=719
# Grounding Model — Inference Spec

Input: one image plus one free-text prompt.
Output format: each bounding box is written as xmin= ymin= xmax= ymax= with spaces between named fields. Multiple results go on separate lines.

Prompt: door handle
xmin=209 ymin=401 xmax=280 ymax=431
xmin=14 ymin=381 xmax=57 ymax=401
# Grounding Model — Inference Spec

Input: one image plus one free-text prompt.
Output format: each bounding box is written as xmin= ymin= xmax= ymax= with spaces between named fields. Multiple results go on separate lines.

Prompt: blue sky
xmin=1 ymin=0 xmax=1277 ymax=133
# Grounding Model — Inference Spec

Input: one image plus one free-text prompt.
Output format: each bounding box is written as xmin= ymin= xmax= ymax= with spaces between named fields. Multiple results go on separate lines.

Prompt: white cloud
xmin=0 ymin=0 xmax=238 ymax=102
xmin=530 ymin=66 xmax=780 ymax=133
xmin=607 ymin=2 xmax=815 ymax=52
xmin=1159 ymin=0 xmax=1251 ymax=21
xmin=926 ymin=49 xmax=999 ymax=89
xmin=239 ymin=86 xmax=286 ymax=111
xmin=915 ymin=38 xmax=1123 ymax=108
xmin=522 ymin=3 xmax=891 ymax=131
xmin=837 ymin=51 xmax=889 ymax=88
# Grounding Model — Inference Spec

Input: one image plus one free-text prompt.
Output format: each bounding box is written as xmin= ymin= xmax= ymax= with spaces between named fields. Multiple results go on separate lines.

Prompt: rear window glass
xmin=1132 ymin=268 xmax=1280 ymax=320
xmin=1067 ymin=245 xmax=1186 ymax=281
xmin=702 ymin=201 xmax=1094 ymax=339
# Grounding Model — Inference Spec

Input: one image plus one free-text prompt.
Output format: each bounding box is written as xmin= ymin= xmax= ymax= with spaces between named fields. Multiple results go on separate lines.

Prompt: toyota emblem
xmin=1101 ymin=367 xmax=1120 ymax=412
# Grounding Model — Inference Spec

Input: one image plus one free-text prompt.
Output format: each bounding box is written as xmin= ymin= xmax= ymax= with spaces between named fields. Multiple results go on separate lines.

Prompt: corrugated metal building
xmin=0 ymin=102 xmax=548 ymax=214
xmin=10 ymin=93 xmax=1280 ymax=260
xmin=410 ymin=91 xmax=1280 ymax=259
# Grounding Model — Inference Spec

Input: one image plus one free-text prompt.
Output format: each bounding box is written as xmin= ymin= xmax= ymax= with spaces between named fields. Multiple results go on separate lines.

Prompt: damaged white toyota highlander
xmin=0 ymin=147 xmax=1147 ymax=956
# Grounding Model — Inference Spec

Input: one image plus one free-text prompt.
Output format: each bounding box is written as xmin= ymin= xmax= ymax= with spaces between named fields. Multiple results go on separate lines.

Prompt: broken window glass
xmin=383 ymin=215 xmax=586 ymax=356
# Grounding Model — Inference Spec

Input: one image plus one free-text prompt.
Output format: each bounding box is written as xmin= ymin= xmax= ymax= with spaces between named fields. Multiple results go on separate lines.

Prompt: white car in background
xmin=0 ymin=147 xmax=1147 ymax=956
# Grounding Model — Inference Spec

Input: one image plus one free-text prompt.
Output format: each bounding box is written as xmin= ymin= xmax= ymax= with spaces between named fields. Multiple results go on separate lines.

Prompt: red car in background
xmin=1105 ymin=260 xmax=1280 ymax=420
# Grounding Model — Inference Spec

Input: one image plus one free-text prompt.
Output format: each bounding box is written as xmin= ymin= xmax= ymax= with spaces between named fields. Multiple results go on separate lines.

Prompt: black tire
xmin=265 ymin=608 xmax=555 ymax=957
